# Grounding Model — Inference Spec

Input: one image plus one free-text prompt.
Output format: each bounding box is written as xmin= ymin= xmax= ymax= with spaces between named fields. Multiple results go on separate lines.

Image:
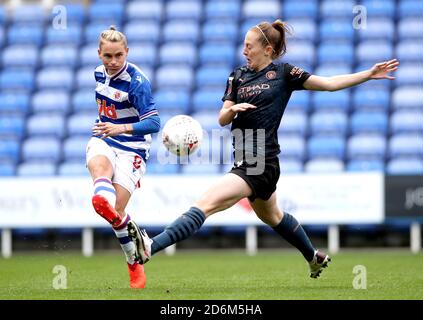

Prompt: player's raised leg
xmin=130 ymin=173 xmax=253 ymax=264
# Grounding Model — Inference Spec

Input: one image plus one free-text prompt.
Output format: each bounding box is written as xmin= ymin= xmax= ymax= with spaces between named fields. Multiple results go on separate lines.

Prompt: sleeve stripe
xmin=139 ymin=110 xmax=159 ymax=121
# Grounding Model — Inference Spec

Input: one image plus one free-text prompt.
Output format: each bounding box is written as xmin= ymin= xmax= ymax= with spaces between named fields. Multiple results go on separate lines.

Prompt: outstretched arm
xmin=303 ymin=59 xmax=399 ymax=91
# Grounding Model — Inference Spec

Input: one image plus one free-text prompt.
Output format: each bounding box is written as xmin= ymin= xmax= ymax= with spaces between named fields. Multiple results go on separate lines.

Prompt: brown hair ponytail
xmin=254 ymin=19 xmax=292 ymax=60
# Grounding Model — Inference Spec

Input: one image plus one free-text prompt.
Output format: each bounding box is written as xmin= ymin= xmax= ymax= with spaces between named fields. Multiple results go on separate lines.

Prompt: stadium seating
xmin=0 ymin=0 xmax=422 ymax=177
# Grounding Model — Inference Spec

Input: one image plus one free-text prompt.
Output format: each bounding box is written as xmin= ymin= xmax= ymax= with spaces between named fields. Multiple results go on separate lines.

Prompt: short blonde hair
xmin=99 ymin=25 xmax=127 ymax=48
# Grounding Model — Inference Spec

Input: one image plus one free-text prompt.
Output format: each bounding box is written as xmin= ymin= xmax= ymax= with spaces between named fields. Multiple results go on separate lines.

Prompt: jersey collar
xmin=104 ymin=61 xmax=128 ymax=80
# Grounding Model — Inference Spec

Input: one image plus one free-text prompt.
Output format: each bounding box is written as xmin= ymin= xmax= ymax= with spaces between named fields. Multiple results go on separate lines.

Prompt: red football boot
xmin=127 ymin=262 xmax=146 ymax=289
xmin=92 ymin=194 xmax=123 ymax=228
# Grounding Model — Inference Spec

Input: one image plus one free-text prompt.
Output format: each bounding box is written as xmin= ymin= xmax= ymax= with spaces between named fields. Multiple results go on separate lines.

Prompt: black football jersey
xmin=222 ymin=62 xmax=311 ymax=161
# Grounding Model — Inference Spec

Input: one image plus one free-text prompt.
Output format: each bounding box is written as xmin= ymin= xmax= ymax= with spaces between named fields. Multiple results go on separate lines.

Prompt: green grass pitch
xmin=0 ymin=250 xmax=422 ymax=300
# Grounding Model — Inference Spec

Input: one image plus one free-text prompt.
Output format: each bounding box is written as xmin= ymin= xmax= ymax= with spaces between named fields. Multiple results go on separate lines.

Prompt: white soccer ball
xmin=162 ymin=115 xmax=203 ymax=156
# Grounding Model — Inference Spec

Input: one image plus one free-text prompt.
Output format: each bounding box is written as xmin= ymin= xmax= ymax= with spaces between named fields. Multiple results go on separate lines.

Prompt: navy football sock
xmin=272 ymin=213 xmax=316 ymax=261
xmin=151 ymin=207 xmax=206 ymax=255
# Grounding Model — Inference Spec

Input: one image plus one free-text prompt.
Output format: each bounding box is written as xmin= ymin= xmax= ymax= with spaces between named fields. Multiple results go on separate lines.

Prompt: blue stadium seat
xmin=357 ymin=18 xmax=395 ymax=41
xmin=0 ymin=139 xmax=20 ymax=162
xmin=283 ymin=41 xmax=315 ymax=66
xmin=278 ymin=134 xmax=306 ymax=160
xmin=399 ymin=1 xmax=423 ymax=18
xmin=7 ymin=24 xmax=44 ymax=46
xmin=40 ymin=45 xmax=78 ymax=67
xmin=11 ymin=5 xmax=46 ymax=23
xmin=88 ymin=3 xmax=124 ymax=23
xmin=0 ymin=6 xmax=5 ymax=24
xmin=126 ymin=1 xmax=163 ymax=21
xmin=165 ymin=0 xmax=203 ymax=20
xmin=26 ymin=114 xmax=65 ymax=137
xmin=307 ymin=135 xmax=345 ymax=158
xmin=319 ymin=19 xmax=355 ymax=40
xmin=284 ymin=19 xmax=317 ymax=42
xmin=356 ymin=41 xmax=393 ymax=63
xmin=0 ymin=162 xmax=15 ymax=176
xmin=75 ymin=67 xmax=95 ymax=89
xmin=347 ymin=134 xmax=386 ymax=159
xmin=394 ymin=64 xmax=423 ymax=86
xmin=126 ymin=44 xmax=157 ymax=66
xmin=190 ymin=111 xmax=220 ymax=131
xmin=0 ymin=69 xmax=34 ymax=91
xmin=205 ymin=1 xmax=241 ymax=20
xmin=72 ymin=89 xmax=96 ymax=113
xmin=350 ymin=111 xmax=388 ymax=134
xmin=309 ymin=111 xmax=348 ymax=135
xmin=49 ymin=4 xmax=86 ymax=23
xmin=242 ymin=0 xmax=281 ymax=20
xmin=163 ymin=20 xmax=200 ymax=43
xmin=17 ymin=161 xmax=57 ymax=176
xmin=67 ymin=113 xmax=95 ymax=136
xmin=362 ymin=0 xmax=395 ymax=18
xmin=283 ymin=0 xmax=318 ymax=20
xmin=398 ymin=18 xmax=423 ymax=39
xmin=317 ymin=42 xmax=353 ymax=64
xmin=279 ymin=111 xmax=308 ymax=135
xmin=312 ymin=90 xmax=350 ymax=111
xmin=154 ymin=90 xmax=190 ymax=114
xmin=45 ymin=25 xmax=82 ymax=45
xmin=199 ymin=43 xmax=236 ymax=66
xmin=305 ymin=158 xmax=345 ymax=173
xmin=155 ymin=65 xmax=194 ymax=89
xmin=0 ymin=116 xmax=25 ymax=138
xmin=124 ymin=21 xmax=160 ymax=44
xmin=347 ymin=159 xmax=384 ymax=172
xmin=353 ymin=88 xmax=390 ymax=110
xmin=320 ymin=0 xmax=355 ymax=18
xmin=58 ymin=161 xmax=89 ymax=176
xmin=84 ymin=22 xmax=122 ymax=44
xmin=22 ymin=137 xmax=61 ymax=162
xmin=192 ymin=89 xmax=223 ymax=111
xmin=196 ymin=66 xmax=230 ymax=89
xmin=32 ymin=90 xmax=70 ymax=114
xmin=1 ymin=91 xmax=30 ymax=115
xmin=279 ymin=158 xmax=303 ymax=173
xmin=396 ymin=41 xmax=423 ymax=62
xmin=2 ymin=45 xmax=38 ymax=68
xmin=388 ymin=134 xmax=423 ymax=158
xmin=386 ymin=158 xmax=423 ymax=174
xmin=159 ymin=42 xmax=197 ymax=66
xmin=392 ymin=87 xmax=423 ymax=110
xmin=314 ymin=63 xmax=352 ymax=76
xmin=202 ymin=21 xmax=238 ymax=43
xmin=0 ymin=27 xmax=4 ymax=47
xmin=390 ymin=111 xmax=423 ymax=134
xmin=80 ymin=44 xmax=100 ymax=67
xmin=63 ymin=136 xmax=89 ymax=161
xmin=36 ymin=67 xmax=73 ymax=90
xmin=287 ymin=91 xmax=311 ymax=112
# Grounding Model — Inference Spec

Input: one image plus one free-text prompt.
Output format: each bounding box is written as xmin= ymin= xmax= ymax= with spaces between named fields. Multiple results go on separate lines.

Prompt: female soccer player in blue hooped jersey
xmin=130 ymin=20 xmax=399 ymax=279
xmin=85 ymin=26 xmax=160 ymax=288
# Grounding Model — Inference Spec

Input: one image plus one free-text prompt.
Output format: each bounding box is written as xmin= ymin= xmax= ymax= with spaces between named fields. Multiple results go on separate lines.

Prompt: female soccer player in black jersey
xmin=130 ymin=20 xmax=399 ymax=278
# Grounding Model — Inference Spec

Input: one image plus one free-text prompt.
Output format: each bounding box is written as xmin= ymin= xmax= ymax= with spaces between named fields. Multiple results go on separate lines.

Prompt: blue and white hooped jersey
xmin=93 ymin=62 xmax=158 ymax=161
